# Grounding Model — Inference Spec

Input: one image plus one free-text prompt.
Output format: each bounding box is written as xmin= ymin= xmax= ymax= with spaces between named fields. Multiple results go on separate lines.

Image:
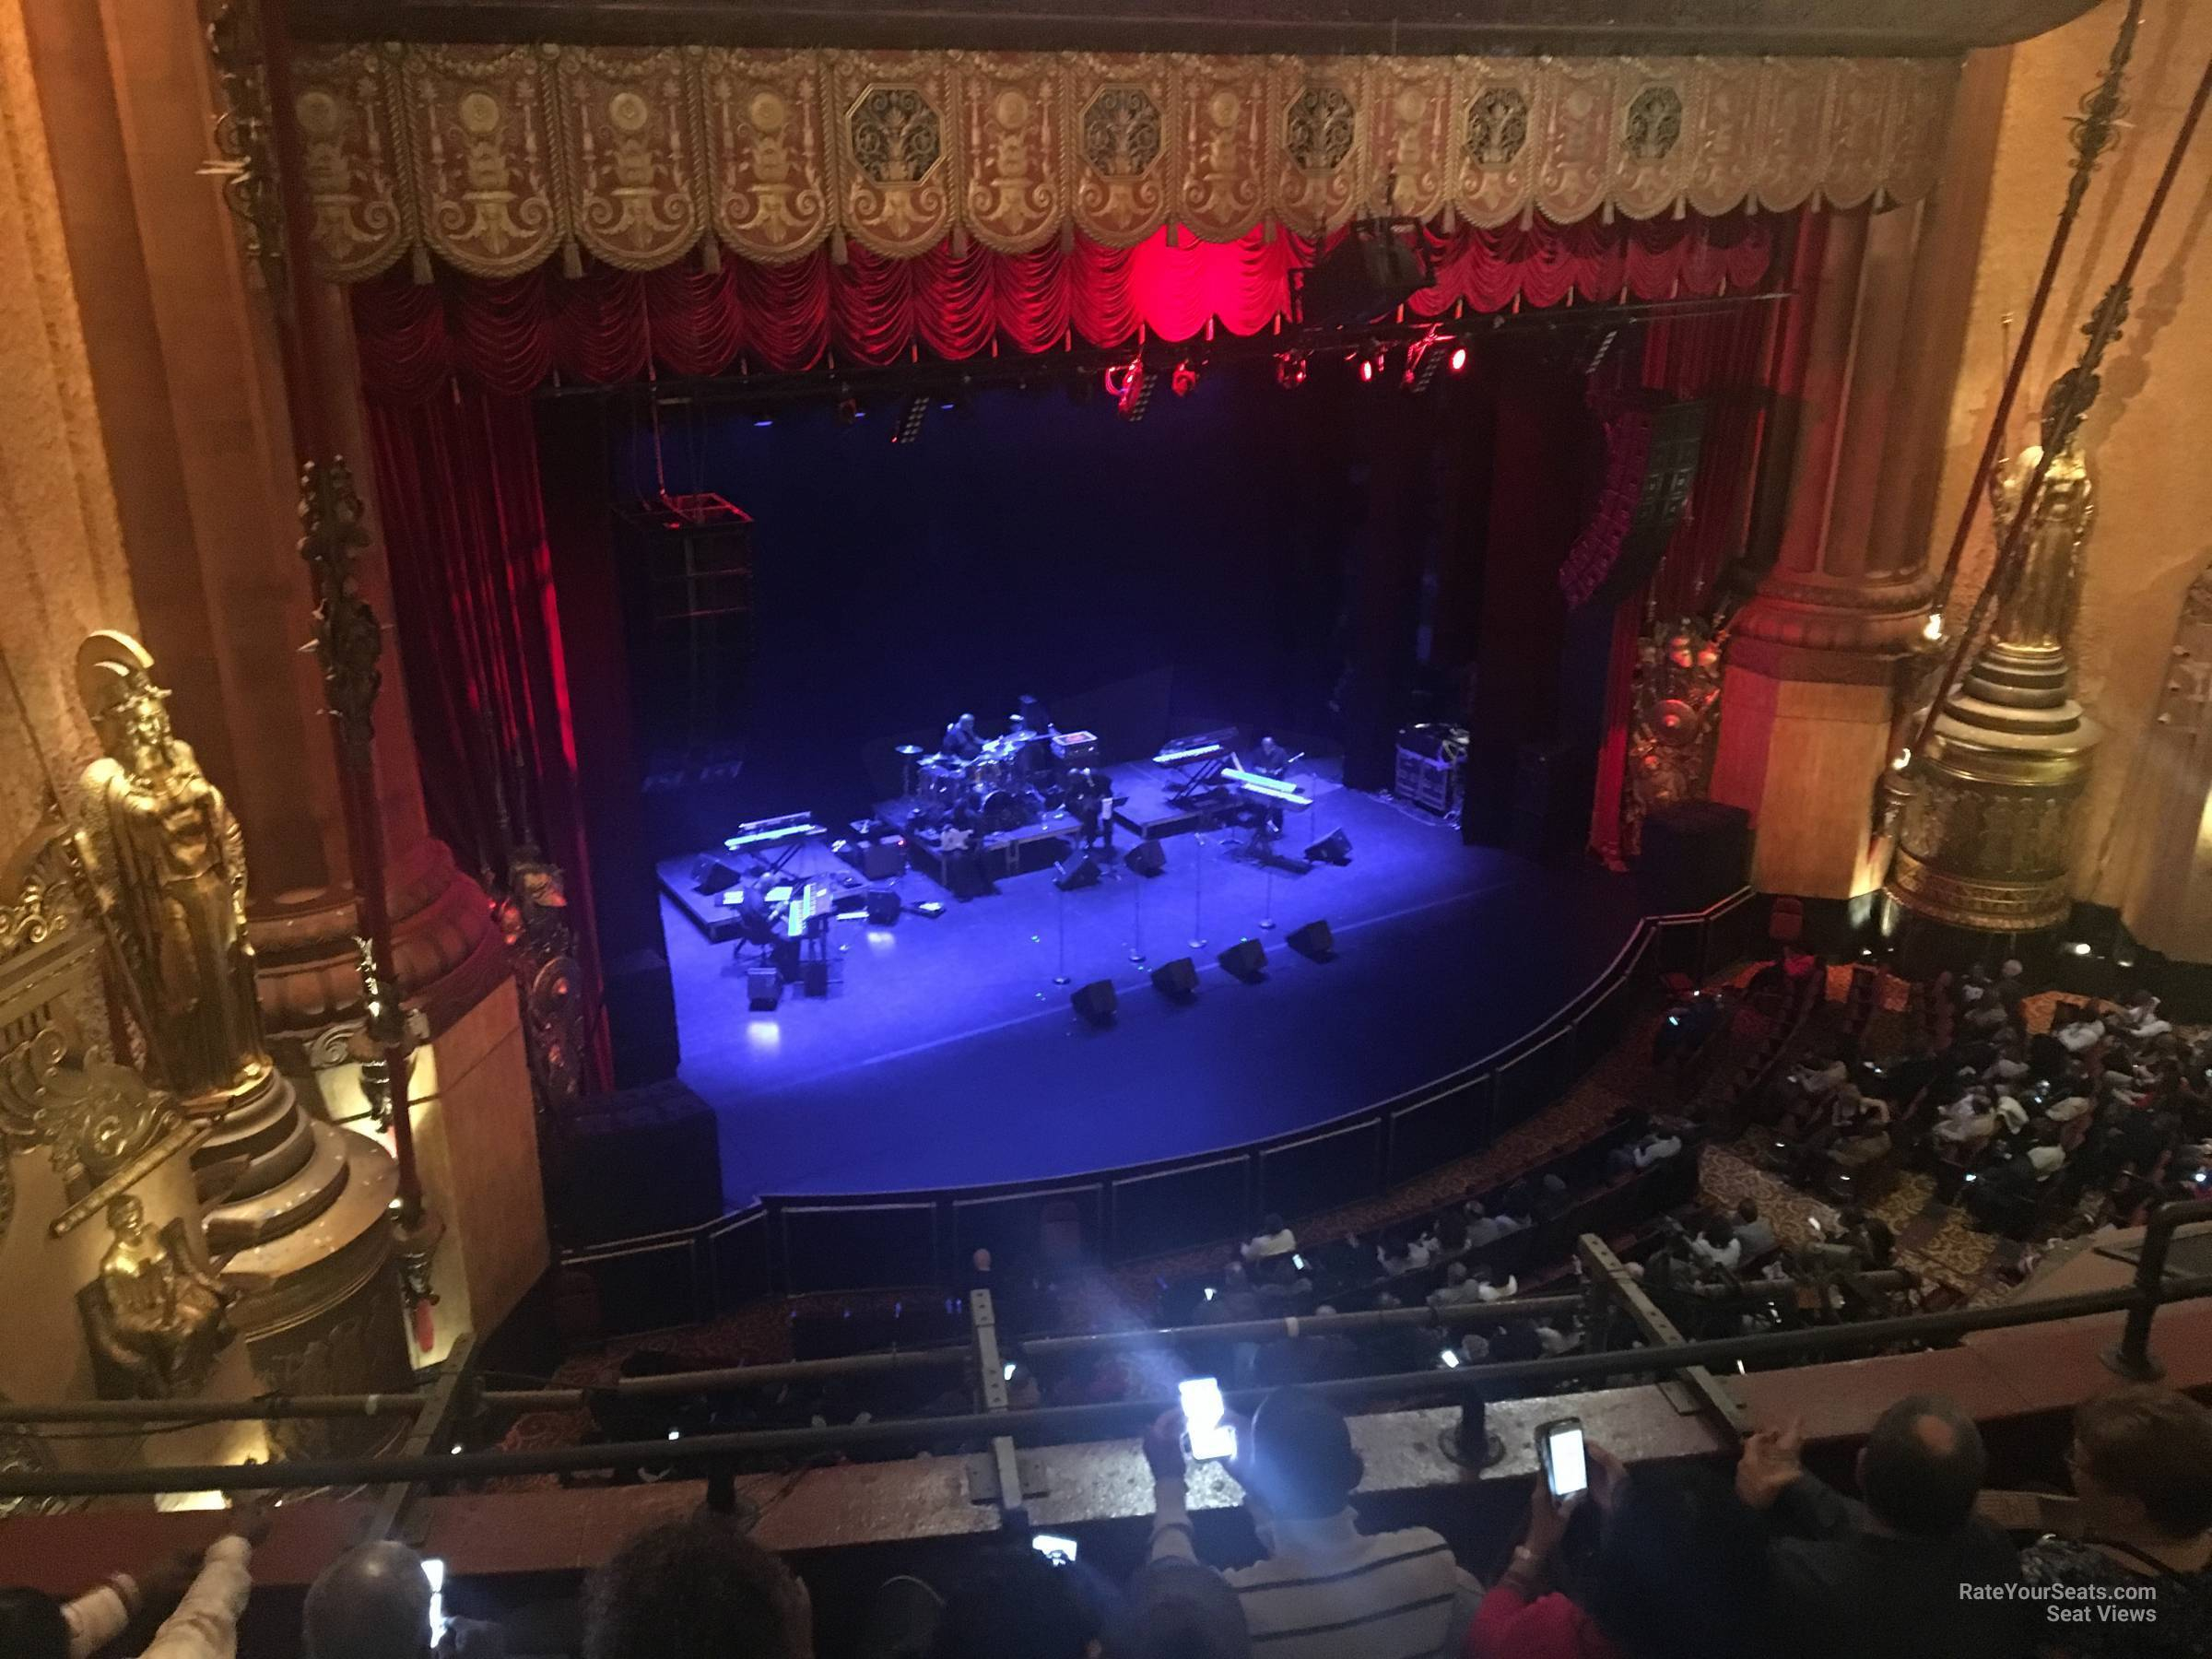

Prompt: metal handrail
xmin=2105 ymin=1198 xmax=2212 ymax=1380
xmin=6 ymin=1268 xmax=2206 ymax=1500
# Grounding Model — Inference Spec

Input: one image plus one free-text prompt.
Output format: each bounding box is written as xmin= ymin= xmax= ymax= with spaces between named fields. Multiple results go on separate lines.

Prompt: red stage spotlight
xmin=1171 ymin=359 xmax=1200 ymax=396
xmin=1358 ymin=356 xmax=1376 ymax=383
xmin=1449 ymin=344 xmax=1469 ymax=373
xmin=1275 ymin=351 xmax=1309 ymax=389
xmin=1104 ymin=357 xmax=1154 ymax=421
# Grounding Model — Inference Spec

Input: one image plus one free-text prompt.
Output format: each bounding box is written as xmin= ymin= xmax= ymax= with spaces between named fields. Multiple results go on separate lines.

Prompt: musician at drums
xmin=942 ymin=712 xmax=984 ymax=761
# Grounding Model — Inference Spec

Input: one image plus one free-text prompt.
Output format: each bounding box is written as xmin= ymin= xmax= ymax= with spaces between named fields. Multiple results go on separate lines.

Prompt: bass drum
xmin=980 ymin=788 xmax=1027 ymax=832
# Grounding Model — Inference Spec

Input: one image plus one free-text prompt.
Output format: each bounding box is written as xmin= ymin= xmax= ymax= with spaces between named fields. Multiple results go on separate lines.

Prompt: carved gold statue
xmin=83 ymin=1194 xmax=235 ymax=1399
xmin=75 ymin=632 xmax=274 ymax=1115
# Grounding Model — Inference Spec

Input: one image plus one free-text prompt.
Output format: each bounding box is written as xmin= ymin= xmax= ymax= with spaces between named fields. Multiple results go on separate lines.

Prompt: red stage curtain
xmin=352 ymin=214 xmax=1785 ymax=399
xmin=365 ymin=390 xmax=613 ymax=1088
xmin=1583 ymin=211 xmax=1830 ymax=864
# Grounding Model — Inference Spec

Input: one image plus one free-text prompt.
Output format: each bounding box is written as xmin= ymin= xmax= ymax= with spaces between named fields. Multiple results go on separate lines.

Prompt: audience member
xmin=1737 ymin=1398 xmax=2032 ymax=1659
xmin=1474 ymin=1270 xmax=1517 ymax=1304
xmin=1146 ymin=1388 xmax=1481 ymax=1657
xmin=2018 ymin=1386 xmax=2212 ymax=1657
xmin=583 ymin=1517 xmax=811 ymax=1659
xmin=16 ymin=1525 xmax=261 ymax=1659
xmin=1104 ymin=1559 xmax=1248 ymax=1659
xmin=1469 ymin=1444 xmax=1774 ymax=1659
xmin=924 ymin=1548 xmax=1099 ymax=1659
xmin=304 ymin=1542 xmax=479 ymax=1659
xmin=1429 ymin=1263 xmax=1483 ymax=1309
xmin=1731 ymin=1201 xmax=1777 ymax=1261
xmin=1241 ymin=1215 xmax=1297 ymax=1265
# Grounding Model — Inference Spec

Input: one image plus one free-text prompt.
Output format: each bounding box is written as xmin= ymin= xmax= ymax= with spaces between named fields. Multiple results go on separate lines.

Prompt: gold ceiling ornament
xmin=286 ymin=45 xmax=1959 ymax=277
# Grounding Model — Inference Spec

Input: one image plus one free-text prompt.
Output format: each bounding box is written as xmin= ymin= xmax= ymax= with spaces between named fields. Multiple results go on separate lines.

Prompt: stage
xmin=659 ymin=761 xmax=1641 ymax=1206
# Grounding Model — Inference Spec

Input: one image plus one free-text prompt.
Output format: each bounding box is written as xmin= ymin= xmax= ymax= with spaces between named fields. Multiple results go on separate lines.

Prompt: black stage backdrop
xmin=574 ymin=354 xmax=1576 ymax=854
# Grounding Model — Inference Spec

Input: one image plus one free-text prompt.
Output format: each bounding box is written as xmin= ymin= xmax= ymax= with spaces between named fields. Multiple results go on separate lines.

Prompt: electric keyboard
xmin=1221 ymin=768 xmax=1314 ymax=810
xmin=1152 ymin=742 xmax=1228 ymax=768
xmin=724 ymin=814 xmax=826 ymax=852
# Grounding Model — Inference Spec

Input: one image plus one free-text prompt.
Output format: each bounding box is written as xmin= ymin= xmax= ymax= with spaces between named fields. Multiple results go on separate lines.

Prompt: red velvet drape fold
xmin=352 ymin=215 xmax=1783 ymax=401
xmin=366 ymin=391 xmax=613 ymax=1087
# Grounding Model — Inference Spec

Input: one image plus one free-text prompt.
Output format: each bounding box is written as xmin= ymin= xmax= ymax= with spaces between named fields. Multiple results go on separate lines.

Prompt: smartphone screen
xmin=423 ymin=1558 xmax=450 ymax=1646
xmin=1179 ymin=1377 xmax=1236 ymax=1461
xmin=1030 ymin=1532 xmax=1078 ymax=1564
xmin=1542 ymin=1421 xmax=1588 ymax=1500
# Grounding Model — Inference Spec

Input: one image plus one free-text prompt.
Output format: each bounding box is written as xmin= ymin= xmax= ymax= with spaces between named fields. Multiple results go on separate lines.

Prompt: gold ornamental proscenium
xmin=75 ymin=631 xmax=277 ymax=1115
xmin=1887 ymin=395 xmax=2100 ymax=935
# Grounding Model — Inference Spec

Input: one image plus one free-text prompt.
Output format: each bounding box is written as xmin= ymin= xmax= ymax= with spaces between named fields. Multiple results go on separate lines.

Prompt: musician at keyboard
xmin=1251 ymin=735 xmax=1293 ymax=780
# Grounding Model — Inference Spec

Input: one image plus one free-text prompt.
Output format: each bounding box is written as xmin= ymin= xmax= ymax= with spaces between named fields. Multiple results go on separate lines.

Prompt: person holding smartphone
xmin=1467 ymin=1430 xmax=1774 ymax=1659
xmin=1143 ymin=1385 xmax=1482 ymax=1659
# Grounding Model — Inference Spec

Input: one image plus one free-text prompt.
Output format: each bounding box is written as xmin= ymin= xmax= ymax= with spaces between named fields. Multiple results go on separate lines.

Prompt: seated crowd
xmin=1758 ymin=959 xmax=2210 ymax=1246
xmin=10 ymin=1381 xmax=2208 ymax=1659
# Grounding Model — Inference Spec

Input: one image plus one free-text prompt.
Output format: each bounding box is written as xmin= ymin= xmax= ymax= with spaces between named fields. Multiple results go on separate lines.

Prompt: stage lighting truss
xmin=1104 ymin=356 xmax=1156 ymax=421
xmin=893 ymin=394 xmax=929 ymax=443
xmin=1401 ymin=328 xmax=1469 ymax=394
xmin=1275 ymin=350 xmax=1310 ymax=390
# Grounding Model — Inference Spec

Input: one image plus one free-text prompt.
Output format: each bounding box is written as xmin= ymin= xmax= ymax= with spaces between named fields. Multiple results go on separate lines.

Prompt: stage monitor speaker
xmin=1638 ymin=801 xmax=1751 ymax=916
xmin=603 ymin=948 xmax=680 ymax=1088
xmin=803 ymin=959 xmax=832 ymax=998
xmin=691 ymin=855 xmax=741 ymax=895
xmin=1218 ymin=938 xmax=1267 ymax=982
xmin=1288 ymin=920 xmax=1335 ymax=961
xmin=856 ymin=840 xmax=907 ymax=880
xmin=865 ymin=889 xmax=902 ymax=925
xmin=1070 ymin=979 xmax=1118 ymax=1024
xmin=1124 ymin=840 xmax=1168 ymax=877
xmin=558 ymin=1079 xmax=724 ymax=1244
xmin=747 ymin=969 xmax=782 ymax=1011
xmin=1150 ymin=957 xmax=1200 ymax=1000
xmin=1054 ymin=851 xmax=1101 ymax=890
xmin=1304 ymin=829 xmax=1352 ymax=865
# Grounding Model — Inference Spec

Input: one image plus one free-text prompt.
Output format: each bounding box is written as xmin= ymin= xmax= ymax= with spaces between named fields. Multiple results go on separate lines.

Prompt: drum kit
xmin=899 ymin=730 xmax=1057 ymax=834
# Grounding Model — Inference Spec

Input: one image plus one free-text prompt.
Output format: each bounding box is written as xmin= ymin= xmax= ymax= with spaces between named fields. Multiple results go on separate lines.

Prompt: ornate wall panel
xmin=1453 ymin=61 xmax=1547 ymax=229
xmin=292 ymin=44 xmax=412 ymax=280
xmin=1610 ymin=62 xmax=1696 ymax=220
xmin=554 ymin=47 xmax=708 ymax=271
xmin=1272 ymin=59 xmax=1370 ymax=235
xmin=1175 ymin=57 xmax=1269 ymax=242
xmin=701 ymin=49 xmax=832 ymax=263
xmin=1370 ymin=58 xmax=1453 ymax=223
xmin=1070 ymin=53 xmax=1176 ymax=246
xmin=830 ymin=53 xmax=958 ymax=256
xmin=404 ymin=45 xmax=569 ymax=277
xmin=959 ymin=53 xmax=1065 ymax=253
xmin=291 ymin=47 xmax=1960 ymax=279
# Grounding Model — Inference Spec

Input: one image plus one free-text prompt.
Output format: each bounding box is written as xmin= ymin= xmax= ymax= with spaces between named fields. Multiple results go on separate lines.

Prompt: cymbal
xmin=895 ymin=743 xmax=924 ymax=757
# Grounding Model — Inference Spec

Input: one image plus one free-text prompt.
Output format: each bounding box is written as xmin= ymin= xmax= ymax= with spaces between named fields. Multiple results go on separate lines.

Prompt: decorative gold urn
xmin=1887 ymin=406 xmax=2100 ymax=935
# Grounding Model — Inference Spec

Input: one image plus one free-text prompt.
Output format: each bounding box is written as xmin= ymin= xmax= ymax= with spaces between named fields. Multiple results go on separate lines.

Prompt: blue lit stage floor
xmin=661 ymin=763 xmax=1641 ymax=1206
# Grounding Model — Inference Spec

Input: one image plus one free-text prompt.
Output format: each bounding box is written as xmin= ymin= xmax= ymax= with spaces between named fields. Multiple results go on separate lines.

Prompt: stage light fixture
xmin=1275 ymin=351 xmax=1309 ymax=389
xmin=1402 ymin=330 xmax=1447 ymax=394
xmin=1171 ymin=359 xmax=1201 ymax=397
xmin=1449 ymin=344 xmax=1469 ymax=373
xmin=1357 ymin=355 xmax=1377 ymax=384
xmin=893 ymin=394 xmax=929 ymax=444
xmin=1104 ymin=357 xmax=1156 ymax=421
xmin=1356 ymin=343 xmax=1389 ymax=384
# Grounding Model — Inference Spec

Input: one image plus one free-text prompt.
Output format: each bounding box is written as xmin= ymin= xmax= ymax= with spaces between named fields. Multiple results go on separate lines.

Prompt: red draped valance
xmin=350 ymin=213 xmax=1783 ymax=403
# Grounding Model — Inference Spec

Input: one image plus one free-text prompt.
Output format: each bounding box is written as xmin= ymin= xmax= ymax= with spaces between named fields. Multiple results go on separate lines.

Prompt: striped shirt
xmin=1150 ymin=1480 xmax=1482 ymax=1659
